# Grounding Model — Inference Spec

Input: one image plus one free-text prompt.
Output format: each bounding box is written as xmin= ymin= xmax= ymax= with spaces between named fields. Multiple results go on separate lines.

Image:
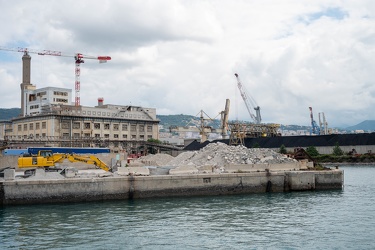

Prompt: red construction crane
xmin=0 ymin=46 xmax=111 ymax=106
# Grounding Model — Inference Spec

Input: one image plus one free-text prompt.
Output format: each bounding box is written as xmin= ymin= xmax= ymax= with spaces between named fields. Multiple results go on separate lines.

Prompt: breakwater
xmin=0 ymin=169 xmax=342 ymax=205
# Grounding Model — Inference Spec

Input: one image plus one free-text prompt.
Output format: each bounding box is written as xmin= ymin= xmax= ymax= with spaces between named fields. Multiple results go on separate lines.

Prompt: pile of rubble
xmin=135 ymin=153 xmax=175 ymax=166
xmin=166 ymin=142 xmax=296 ymax=168
xmin=124 ymin=142 xmax=301 ymax=176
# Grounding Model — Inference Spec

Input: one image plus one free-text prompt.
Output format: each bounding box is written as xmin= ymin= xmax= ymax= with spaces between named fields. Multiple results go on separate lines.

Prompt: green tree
xmin=147 ymin=138 xmax=162 ymax=144
xmin=332 ymin=142 xmax=344 ymax=156
xmin=279 ymin=144 xmax=287 ymax=154
xmin=306 ymin=146 xmax=319 ymax=157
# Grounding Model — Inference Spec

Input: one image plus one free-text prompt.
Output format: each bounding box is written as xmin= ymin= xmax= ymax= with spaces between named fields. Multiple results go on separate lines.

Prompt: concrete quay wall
xmin=0 ymin=170 xmax=343 ymax=205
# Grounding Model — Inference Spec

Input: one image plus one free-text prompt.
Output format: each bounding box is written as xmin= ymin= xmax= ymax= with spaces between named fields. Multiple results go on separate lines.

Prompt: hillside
xmin=346 ymin=120 xmax=375 ymax=131
xmin=0 ymin=108 xmax=21 ymax=121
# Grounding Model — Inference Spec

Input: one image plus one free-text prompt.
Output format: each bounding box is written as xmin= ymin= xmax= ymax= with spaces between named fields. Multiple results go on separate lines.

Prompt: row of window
xmin=18 ymin=122 xmax=46 ymax=131
xmin=17 ymin=121 xmax=153 ymax=134
xmin=81 ymin=110 xmax=146 ymax=119
xmin=9 ymin=133 xmax=152 ymax=141
xmin=55 ymin=98 xmax=68 ymax=103
xmin=64 ymin=122 xmax=152 ymax=132
xmin=53 ymin=91 xmax=68 ymax=96
xmin=61 ymin=133 xmax=152 ymax=140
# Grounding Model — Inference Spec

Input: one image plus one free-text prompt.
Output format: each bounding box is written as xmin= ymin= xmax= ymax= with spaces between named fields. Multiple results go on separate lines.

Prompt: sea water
xmin=1 ymin=165 xmax=375 ymax=249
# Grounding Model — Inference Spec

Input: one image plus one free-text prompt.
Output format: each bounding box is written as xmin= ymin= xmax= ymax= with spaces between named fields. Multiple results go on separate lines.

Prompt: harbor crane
xmin=0 ymin=46 xmax=111 ymax=106
xmin=234 ymin=73 xmax=261 ymax=124
xmin=309 ymin=107 xmax=320 ymax=135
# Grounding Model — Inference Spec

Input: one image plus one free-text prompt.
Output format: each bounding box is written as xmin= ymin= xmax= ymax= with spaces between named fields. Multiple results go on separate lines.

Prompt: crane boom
xmin=234 ymin=73 xmax=261 ymax=124
xmin=309 ymin=107 xmax=320 ymax=135
xmin=0 ymin=46 xmax=111 ymax=106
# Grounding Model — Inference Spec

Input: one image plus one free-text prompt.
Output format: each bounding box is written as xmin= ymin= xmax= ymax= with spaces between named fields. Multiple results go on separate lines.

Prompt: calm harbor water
xmin=1 ymin=165 xmax=375 ymax=250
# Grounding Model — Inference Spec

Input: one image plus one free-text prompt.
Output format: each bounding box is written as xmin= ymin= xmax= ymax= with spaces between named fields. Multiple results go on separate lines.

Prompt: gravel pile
xmin=137 ymin=153 xmax=175 ymax=166
xmin=165 ymin=142 xmax=296 ymax=168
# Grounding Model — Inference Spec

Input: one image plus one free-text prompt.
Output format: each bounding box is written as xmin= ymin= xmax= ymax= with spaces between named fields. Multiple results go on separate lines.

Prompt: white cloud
xmin=0 ymin=0 xmax=374 ymax=127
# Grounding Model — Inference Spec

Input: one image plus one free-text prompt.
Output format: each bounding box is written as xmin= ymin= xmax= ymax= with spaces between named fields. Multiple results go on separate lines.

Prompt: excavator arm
xmin=66 ymin=154 xmax=112 ymax=172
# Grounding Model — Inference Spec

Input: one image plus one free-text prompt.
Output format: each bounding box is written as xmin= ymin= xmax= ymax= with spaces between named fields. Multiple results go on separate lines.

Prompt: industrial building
xmin=1 ymin=50 xmax=160 ymax=154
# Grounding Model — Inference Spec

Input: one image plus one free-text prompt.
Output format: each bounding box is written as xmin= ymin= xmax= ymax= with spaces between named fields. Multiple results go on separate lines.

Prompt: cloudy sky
xmin=0 ymin=0 xmax=374 ymax=127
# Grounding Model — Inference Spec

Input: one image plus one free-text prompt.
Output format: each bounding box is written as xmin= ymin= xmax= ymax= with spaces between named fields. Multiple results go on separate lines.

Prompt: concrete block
xmin=117 ymin=166 xmax=150 ymax=176
xmin=287 ymin=171 xmax=315 ymax=190
xmin=197 ymin=165 xmax=213 ymax=173
xmin=269 ymin=162 xmax=300 ymax=171
xmin=226 ymin=163 xmax=271 ymax=173
xmin=117 ymin=166 xmax=130 ymax=176
xmin=4 ymin=169 xmax=15 ymax=180
xmin=169 ymin=165 xmax=199 ymax=175
xmin=35 ymin=168 xmax=46 ymax=177
xmin=65 ymin=167 xmax=78 ymax=178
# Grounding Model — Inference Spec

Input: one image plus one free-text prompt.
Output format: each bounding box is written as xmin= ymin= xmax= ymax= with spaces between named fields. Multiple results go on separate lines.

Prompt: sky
xmin=0 ymin=0 xmax=374 ymax=128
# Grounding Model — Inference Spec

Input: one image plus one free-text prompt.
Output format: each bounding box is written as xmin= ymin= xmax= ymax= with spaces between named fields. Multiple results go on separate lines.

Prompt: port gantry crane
xmin=309 ymin=107 xmax=321 ymax=135
xmin=234 ymin=73 xmax=261 ymax=124
xmin=0 ymin=46 xmax=111 ymax=106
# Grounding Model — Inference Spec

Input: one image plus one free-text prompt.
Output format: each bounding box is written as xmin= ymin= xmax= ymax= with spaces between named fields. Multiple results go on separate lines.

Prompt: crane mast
xmin=234 ymin=73 xmax=261 ymax=124
xmin=0 ymin=46 xmax=111 ymax=106
xmin=309 ymin=107 xmax=320 ymax=135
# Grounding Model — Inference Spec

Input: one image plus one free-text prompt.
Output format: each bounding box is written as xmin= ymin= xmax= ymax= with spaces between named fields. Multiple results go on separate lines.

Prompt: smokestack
xmin=98 ymin=97 xmax=104 ymax=106
xmin=20 ymin=51 xmax=32 ymax=116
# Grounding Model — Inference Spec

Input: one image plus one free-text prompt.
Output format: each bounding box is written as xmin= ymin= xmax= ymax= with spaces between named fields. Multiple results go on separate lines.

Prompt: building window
xmin=87 ymin=111 xmax=91 ymax=115
xmin=73 ymin=133 xmax=80 ymax=138
xmin=104 ymin=134 xmax=109 ymax=138
xmin=36 ymin=122 xmax=40 ymax=129
xmin=114 ymin=134 xmax=119 ymax=138
xmin=42 ymin=122 xmax=46 ymax=129
xmin=62 ymin=122 xmax=69 ymax=129
xmin=147 ymin=126 xmax=152 ymax=132
xmin=139 ymin=125 xmax=144 ymax=132
xmin=113 ymin=124 xmax=119 ymax=131
xmin=131 ymin=125 xmax=136 ymax=132
xmin=29 ymin=123 xmax=34 ymax=130
xmin=140 ymin=135 xmax=144 ymax=140
xmin=23 ymin=124 xmax=27 ymax=131
xmin=95 ymin=134 xmax=100 ymax=138
xmin=122 ymin=124 xmax=128 ymax=131
xmin=18 ymin=125 xmax=22 ymax=131
xmin=94 ymin=123 xmax=100 ymax=129
xmin=122 ymin=134 xmax=128 ymax=139
xmin=42 ymin=133 xmax=46 ymax=137
xmin=104 ymin=123 xmax=110 ymax=130
xmin=84 ymin=133 xmax=90 ymax=138
xmin=84 ymin=123 xmax=90 ymax=129
xmin=36 ymin=134 xmax=40 ymax=138
xmin=97 ymin=111 xmax=101 ymax=115
xmin=62 ymin=133 xmax=70 ymax=139
xmin=147 ymin=135 xmax=152 ymax=139
xmin=73 ymin=122 xmax=80 ymax=129
xmin=131 ymin=135 xmax=136 ymax=140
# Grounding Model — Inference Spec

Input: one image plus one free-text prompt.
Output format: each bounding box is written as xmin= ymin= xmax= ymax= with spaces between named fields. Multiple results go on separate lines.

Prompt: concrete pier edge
xmin=0 ymin=169 xmax=343 ymax=205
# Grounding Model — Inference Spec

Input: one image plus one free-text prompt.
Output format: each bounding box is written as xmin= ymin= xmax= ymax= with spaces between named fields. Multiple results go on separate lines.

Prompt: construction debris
xmin=165 ymin=142 xmax=297 ymax=168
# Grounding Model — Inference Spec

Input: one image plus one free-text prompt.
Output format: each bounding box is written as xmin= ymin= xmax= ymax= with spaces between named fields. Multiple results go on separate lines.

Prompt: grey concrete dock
xmin=0 ymin=168 xmax=343 ymax=205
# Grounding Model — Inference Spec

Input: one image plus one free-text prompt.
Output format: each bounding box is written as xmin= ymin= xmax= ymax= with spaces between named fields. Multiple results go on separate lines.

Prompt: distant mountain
xmin=346 ymin=120 xmax=375 ymax=132
xmin=0 ymin=108 xmax=21 ymax=121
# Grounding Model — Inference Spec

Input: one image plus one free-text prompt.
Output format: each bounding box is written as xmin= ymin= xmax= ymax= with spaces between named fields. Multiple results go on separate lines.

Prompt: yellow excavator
xmin=18 ymin=150 xmax=112 ymax=172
